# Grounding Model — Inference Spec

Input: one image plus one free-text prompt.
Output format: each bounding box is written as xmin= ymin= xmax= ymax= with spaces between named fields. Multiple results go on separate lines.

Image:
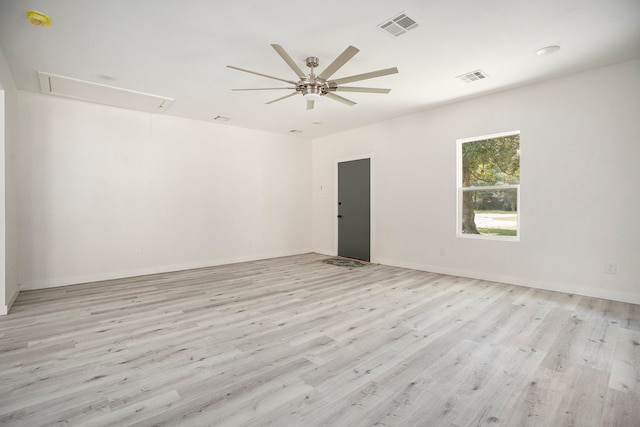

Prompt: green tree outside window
xmin=460 ymin=133 xmax=520 ymax=237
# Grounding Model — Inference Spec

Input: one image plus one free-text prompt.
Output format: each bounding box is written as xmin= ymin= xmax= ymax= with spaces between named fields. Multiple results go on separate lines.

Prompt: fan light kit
xmin=227 ymin=44 xmax=398 ymax=110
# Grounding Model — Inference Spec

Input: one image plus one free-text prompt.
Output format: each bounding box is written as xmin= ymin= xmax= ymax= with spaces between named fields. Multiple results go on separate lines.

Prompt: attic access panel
xmin=38 ymin=72 xmax=173 ymax=113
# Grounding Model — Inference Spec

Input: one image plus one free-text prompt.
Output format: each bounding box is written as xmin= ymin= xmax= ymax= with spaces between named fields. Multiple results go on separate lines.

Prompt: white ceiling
xmin=1 ymin=0 xmax=639 ymax=138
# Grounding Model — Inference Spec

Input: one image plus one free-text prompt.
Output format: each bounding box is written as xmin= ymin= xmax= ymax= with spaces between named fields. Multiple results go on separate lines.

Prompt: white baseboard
xmin=375 ymin=257 xmax=640 ymax=306
xmin=20 ymin=249 xmax=313 ymax=291
xmin=313 ymin=249 xmax=335 ymax=257
xmin=1 ymin=287 xmax=21 ymax=315
xmin=16 ymin=251 xmax=640 ymax=306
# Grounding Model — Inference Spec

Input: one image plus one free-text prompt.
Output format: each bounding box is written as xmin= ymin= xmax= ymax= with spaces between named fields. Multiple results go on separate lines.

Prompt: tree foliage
xmin=462 ymin=135 xmax=520 ymax=187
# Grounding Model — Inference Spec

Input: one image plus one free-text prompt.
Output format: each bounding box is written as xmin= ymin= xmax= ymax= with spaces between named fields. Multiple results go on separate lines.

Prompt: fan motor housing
xmin=300 ymin=83 xmax=324 ymax=97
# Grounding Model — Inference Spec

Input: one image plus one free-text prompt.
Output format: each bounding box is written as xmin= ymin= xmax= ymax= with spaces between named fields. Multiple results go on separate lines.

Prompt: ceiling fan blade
xmin=324 ymin=92 xmax=356 ymax=107
xmin=330 ymin=67 xmax=399 ymax=85
xmin=227 ymin=65 xmax=297 ymax=85
xmin=271 ymin=44 xmax=306 ymax=79
xmin=306 ymin=100 xmax=315 ymax=110
xmin=333 ymin=87 xmax=391 ymax=94
xmin=232 ymin=87 xmax=294 ymax=91
xmin=317 ymin=46 xmax=360 ymax=80
xmin=266 ymin=92 xmax=298 ymax=105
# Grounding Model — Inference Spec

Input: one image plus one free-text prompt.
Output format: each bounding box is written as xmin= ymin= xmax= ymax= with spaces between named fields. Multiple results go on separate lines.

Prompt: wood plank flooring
xmin=1 ymin=253 xmax=638 ymax=426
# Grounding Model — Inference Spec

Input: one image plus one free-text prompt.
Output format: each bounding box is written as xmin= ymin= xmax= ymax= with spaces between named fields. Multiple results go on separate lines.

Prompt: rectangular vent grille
xmin=379 ymin=12 xmax=418 ymax=37
xmin=38 ymin=72 xmax=173 ymax=113
xmin=456 ymin=70 xmax=489 ymax=83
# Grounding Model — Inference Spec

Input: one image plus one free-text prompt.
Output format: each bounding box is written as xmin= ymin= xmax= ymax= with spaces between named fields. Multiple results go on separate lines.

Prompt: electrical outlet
xmin=136 ymin=249 xmax=142 ymax=257
xmin=605 ymin=262 xmax=617 ymax=275
xmin=439 ymin=247 xmax=446 ymax=256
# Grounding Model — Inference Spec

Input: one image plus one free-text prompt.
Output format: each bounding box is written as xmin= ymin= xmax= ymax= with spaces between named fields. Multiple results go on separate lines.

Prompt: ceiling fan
xmin=227 ymin=44 xmax=398 ymax=110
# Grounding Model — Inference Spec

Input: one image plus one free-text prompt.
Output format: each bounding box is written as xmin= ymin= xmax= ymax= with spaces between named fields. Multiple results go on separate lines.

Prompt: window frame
xmin=456 ymin=130 xmax=521 ymax=242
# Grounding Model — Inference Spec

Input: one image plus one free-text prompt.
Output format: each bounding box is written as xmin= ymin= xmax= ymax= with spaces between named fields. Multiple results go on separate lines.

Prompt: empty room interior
xmin=1 ymin=1 xmax=639 ymax=425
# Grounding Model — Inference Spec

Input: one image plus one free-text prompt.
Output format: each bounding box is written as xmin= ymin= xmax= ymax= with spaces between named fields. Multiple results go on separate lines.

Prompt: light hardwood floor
xmin=1 ymin=253 xmax=639 ymax=426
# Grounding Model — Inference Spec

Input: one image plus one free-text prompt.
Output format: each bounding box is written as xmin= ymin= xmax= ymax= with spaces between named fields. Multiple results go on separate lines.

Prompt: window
xmin=457 ymin=131 xmax=520 ymax=241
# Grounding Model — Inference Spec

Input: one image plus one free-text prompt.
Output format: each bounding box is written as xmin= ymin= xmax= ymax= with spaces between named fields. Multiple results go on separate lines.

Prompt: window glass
xmin=458 ymin=132 xmax=520 ymax=240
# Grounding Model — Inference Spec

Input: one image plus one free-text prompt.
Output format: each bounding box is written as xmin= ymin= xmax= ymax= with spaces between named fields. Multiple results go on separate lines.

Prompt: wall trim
xmin=13 ymin=252 xmax=640 ymax=306
xmin=1 ymin=287 xmax=20 ymax=315
xmin=314 ymin=249 xmax=335 ymax=257
xmin=20 ymin=249 xmax=313 ymax=291
xmin=375 ymin=257 xmax=640 ymax=306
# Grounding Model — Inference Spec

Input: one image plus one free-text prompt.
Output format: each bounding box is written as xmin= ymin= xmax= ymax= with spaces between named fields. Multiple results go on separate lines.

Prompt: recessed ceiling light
xmin=536 ymin=45 xmax=560 ymax=56
xmin=26 ymin=10 xmax=51 ymax=27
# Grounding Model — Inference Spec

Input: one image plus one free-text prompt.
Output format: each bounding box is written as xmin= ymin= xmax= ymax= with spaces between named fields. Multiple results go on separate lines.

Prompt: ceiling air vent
xmin=456 ymin=69 xmax=489 ymax=83
xmin=38 ymin=72 xmax=173 ymax=113
xmin=379 ymin=12 xmax=418 ymax=37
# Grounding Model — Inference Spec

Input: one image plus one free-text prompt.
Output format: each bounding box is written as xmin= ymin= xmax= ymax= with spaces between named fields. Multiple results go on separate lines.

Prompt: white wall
xmin=12 ymin=57 xmax=640 ymax=305
xmin=313 ymin=59 xmax=640 ymax=304
xmin=19 ymin=93 xmax=312 ymax=289
xmin=0 ymin=44 xmax=19 ymax=314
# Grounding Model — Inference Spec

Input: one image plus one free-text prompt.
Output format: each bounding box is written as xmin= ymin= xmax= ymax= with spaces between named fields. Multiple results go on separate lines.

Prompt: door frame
xmin=334 ymin=153 xmax=375 ymax=262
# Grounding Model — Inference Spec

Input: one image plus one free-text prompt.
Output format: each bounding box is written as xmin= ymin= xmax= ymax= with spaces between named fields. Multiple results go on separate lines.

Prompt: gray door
xmin=338 ymin=158 xmax=370 ymax=261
